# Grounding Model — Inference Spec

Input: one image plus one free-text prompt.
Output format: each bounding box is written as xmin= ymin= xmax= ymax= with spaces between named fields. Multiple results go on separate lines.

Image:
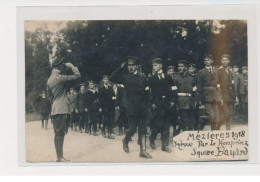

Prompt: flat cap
xmin=233 ymin=65 xmax=239 ymax=68
xmin=152 ymin=58 xmax=163 ymax=65
xmin=188 ymin=63 xmax=196 ymax=68
xmin=203 ymin=54 xmax=214 ymax=60
xmin=177 ymin=60 xmax=188 ymax=66
xmin=167 ymin=65 xmax=175 ymax=71
xmin=241 ymin=66 xmax=248 ymax=70
xmin=88 ymin=80 xmax=95 ymax=84
xmin=221 ymin=54 xmax=231 ymax=59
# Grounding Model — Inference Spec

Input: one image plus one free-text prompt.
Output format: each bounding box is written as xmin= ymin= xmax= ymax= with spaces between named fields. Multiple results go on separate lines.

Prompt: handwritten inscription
xmin=173 ymin=130 xmax=248 ymax=161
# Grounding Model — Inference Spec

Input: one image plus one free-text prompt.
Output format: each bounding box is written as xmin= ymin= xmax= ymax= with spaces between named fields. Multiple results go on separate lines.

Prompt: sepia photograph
xmin=24 ymin=19 xmax=249 ymax=163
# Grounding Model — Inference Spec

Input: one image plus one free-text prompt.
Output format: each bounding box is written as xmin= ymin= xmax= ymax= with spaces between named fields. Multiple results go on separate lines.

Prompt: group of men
xmin=45 ymin=54 xmax=248 ymax=162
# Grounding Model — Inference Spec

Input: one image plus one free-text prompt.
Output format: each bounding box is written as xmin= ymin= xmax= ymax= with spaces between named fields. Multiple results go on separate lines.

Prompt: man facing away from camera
xmin=109 ymin=56 xmax=152 ymax=159
xmin=47 ymin=58 xmax=81 ymax=162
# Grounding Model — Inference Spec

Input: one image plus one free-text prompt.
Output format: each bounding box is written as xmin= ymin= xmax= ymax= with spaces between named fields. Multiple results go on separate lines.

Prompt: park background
xmin=25 ymin=20 xmax=247 ymax=119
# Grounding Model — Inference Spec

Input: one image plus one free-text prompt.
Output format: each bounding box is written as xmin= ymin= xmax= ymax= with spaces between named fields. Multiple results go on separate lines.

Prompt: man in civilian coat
xmin=47 ymin=58 xmax=81 ymax=162
xmin=218 ymin=54 xmax=239 ymax=130
xmin=36 ymin=91 xmax=51 ymax=130
xmin=75 ymin=84 xmax=88 ymax=133
xmin=109 ymin=56 xmax=152 ymax=159
xmin=148 ymin=58 xmax=177 ymax=153
xmin=86 ymin=80 xmax=99 ymax=136
xmin=196 ymin=54 xmax=223 ymax=130
xmin=98 ymin=75 xmax=118 ymax=139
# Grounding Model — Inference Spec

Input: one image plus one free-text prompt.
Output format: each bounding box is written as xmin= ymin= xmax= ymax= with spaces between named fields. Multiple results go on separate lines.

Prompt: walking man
xmin=148 ymin=58 xmax=177 ymax=153
xmin=196 ymin=54 xmax=222 ymax=130
xmin=110 ymin=56 xmax=152 ymax=159
xmin=47 ymin=58 xmax=81 ymax=162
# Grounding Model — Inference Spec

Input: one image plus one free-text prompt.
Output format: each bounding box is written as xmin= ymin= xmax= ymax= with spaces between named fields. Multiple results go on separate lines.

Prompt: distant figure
xmin=47 ymin=58 xmax=81 ymax=162
xmin=86 ymin=81 xmax=99 ymax=136
xmin=67 ymin=87 xmax=77 ymax=131
xmin=98 ymin=75 xmax=117 ymax=139
xmin=75 ymin=84 xmax=88 ymax=133
xmin=37 ymin=91 xmax=51 ymax=130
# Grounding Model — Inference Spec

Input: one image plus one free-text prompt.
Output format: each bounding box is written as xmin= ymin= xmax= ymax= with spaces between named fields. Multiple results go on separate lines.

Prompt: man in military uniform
xmin=197 ymin=54 xmax=222 ymax=130
xmin=174 ymin=60 xmax=197 ymax=134
xmin=86 ymin=81 xmax=99 ymax=136
xmin=218 ymin=54 xmax=238 ymax=130
xmin=47 ymin=58 xmax=81 ymax=162
xmin=187 ymin=63 xmax=201 ymax=130
xmin=110 ymin=56 xmax=152 ymax=159
xmin=241 ymin=66 xmax=248 ymax=123
xmin=166 ymin=66 xmax=179 ymax=137
xmin=75 ymin=84 xmax=88 ymax=133
xmin=232 ymin=65 xmax=243 ymax=121
xmin=148 ymin=58 xmax=177 ymax=153
xmin=98 ymin=75 xmax=117 ymax=139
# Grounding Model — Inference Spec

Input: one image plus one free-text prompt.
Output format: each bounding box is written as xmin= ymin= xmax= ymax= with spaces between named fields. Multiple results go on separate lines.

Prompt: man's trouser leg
xmin=122 ymin=115 xmax=137 ymax=152
xmin=79 ymin=113 xmax=85 ymax=131
xmin=161 ymin=116 xmax=170 ymax=148
xmin=204 ymin=103 xmax=219 ymax=130
xmin=52 ymin=114 xmax=66 ymax=160
xmin=223 ymin=102 xmax=233 ymax=130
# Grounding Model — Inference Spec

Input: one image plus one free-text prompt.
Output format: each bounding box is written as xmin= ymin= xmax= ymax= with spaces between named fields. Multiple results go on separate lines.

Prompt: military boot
xmin=122 ymin=137 xmax=129 ymax=153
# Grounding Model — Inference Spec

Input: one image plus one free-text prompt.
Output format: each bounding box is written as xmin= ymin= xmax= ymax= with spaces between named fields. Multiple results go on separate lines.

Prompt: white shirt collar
xmin=133 ymin=70 xmax=138 ymax=75
xmin=157 ymin=69 xmax=163 ymax=74
xmin=205 ymin=66 xmax=213 ymax=70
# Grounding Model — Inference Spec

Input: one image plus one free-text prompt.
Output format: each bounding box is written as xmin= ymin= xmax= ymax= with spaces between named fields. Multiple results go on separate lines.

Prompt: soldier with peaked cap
xmin=166 ymin=65 xmax=179 ymax=136
xmin=98 ymin=75 xmax=118 ymax=139
xmin=218 ymin=54 xmax=239 ymax=130
xmin=75 ymin=83 xmax=88 ymax=133
xmin=196 ymin=54 xmax=222 ymax=130
xmin=86 ymin=80 xmax=99 ymax=136
xmin=148 ymin=58 xmax=177 ymax=153
xmin=47 ymin=57 xmax=81 ymax=162
xmin=174 ymin=60 xmax=197 ymax=135
xmin=109 ymin=56 xmax=152 ymax=158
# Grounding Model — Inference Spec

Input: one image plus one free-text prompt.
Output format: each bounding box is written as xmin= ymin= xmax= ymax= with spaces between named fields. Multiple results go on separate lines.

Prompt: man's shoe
xmin=161 ymin=146 xmax=172 ymax=153
xmin=139 ymin=151 xmax=152 ymax=159
xmin=60 ymin=157 xmax=70 ymax=162
xmin=122 ymin=138 xmax=129 ymax=153
xmin=108 ymin=134 xmax=115 ymax=139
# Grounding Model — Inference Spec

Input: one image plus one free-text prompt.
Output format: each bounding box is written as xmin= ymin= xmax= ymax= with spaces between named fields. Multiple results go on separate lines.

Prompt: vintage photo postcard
xmin=19 ymin=6 xmax=254 ymax=163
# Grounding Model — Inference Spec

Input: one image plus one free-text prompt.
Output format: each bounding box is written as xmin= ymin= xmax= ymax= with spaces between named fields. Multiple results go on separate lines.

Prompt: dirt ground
xmin=25 ymin=119 xmax=248 ymax=163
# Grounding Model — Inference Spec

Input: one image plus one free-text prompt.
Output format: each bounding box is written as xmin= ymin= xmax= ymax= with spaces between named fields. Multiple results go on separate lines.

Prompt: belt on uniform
xmin=177 ymin=93 xmax=191 ymax=96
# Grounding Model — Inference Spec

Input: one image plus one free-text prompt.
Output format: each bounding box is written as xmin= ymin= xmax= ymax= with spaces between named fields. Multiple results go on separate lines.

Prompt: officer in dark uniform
xmin=174 ymin=60 xmax=197 ymax=134
xmin=75 ymin=84 xmax=88 ymax=133
xmin=98 ymin=75 xmax=117 ymax=139
xmin=109 ymin=56 xmax=152 ymax=159
xmin=196 ymin=54 xmax=222 ymax=130
xmin=86 ymin=80 xmax=99 ymax=136
xmin=218 ymin=54 xmax=238 ymax=130
xmin=148 ymin=58 xmax=177 ymax=153
xmin=47 ymin=58 xmax=81 ymax=162
xmin=166 ymin=66 xmax=179 ymax=137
